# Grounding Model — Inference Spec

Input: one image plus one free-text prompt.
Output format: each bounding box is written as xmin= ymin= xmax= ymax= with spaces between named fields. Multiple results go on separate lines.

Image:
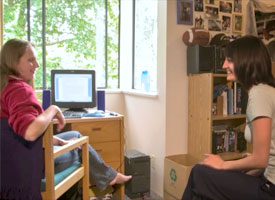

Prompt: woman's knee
xmin=56 ymin=131 xmax=82 ymax=140
xmin=191 ymin=164 xmax=212 ymax=180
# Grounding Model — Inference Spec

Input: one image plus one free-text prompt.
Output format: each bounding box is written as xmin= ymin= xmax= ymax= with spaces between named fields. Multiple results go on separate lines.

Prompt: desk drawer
xmin=108 ymin=162 xmax=120 ymax=171
xmin=72 ymin=121 xmax=120 ymax=143
xmin=93 ymin=141 xmax=121 ymax=163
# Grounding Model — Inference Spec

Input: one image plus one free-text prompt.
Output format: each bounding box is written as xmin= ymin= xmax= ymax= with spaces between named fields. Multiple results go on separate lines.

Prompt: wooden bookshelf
xmin=188 ymin=73 xmax=247 ymax=161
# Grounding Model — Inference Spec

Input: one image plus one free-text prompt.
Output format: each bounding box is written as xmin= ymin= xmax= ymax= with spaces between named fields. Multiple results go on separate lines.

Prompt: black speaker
xmin=42 ymin=89 xmax=51 ymax=110
xmin=214 ymin=46 xmax=226 ymax=73
xmin=187 ymin=45 xmax=225 ymax=74
xmin=97 ymin=90 xmax=105 ymax=111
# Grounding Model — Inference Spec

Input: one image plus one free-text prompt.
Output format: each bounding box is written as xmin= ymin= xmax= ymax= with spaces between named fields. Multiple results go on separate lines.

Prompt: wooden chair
xmin=41 ymin=123 xmax=90 ymax=200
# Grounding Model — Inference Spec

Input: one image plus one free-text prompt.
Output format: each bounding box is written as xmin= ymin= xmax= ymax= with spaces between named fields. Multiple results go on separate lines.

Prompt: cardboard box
xmin=163 ymin=191 xmax=178 ymax=200
xmin=164 ymin=154 xmax=198 ymax=200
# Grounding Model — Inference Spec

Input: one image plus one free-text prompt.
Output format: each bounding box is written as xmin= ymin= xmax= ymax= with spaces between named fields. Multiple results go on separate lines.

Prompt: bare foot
xmin=109 ymin=173 xmax=132 ymax=186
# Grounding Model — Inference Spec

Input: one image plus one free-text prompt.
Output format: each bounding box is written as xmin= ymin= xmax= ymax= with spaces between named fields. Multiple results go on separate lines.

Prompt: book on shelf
xmin=216 ymin=95 xmax=223 ymax=115
xmin=227 ymin=88 xmax=234 ymax=115
xmin=237 ymin=131 xmax=247 ymax=152
xmin=213 ymin=82 xmax=247 ymax=116
xmin=212 ymin=125 xmax=227 ymax=153
xmin=212 ymin=129 xmax=226 ymax=154
xmin=233 ymin=82 xmax=237 ymax=114
xmin=221 ymin=91 xmax=228 ymax=115
xmin=212 ymin=125 xmax=247 ymax=154
xmin=228 ymin=128 xmax=237 ymax=152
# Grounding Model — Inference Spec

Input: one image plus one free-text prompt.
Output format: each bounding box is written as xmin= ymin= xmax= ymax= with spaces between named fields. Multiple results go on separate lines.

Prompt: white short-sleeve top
xmin=245 ymin=83 xmax=275 ymax=184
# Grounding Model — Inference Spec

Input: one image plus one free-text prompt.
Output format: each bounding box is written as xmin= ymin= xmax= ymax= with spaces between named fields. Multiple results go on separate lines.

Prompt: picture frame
xmin=233 ymin=14 xmax=243 ymax=33
xmin=234 ymin=0 xmax=242 ymax=13
xmin=219 ymin=1 xmax=232 ymax=14
xmin=195 ymin=15 xmax=205 ymax=29
xmin=205 ymin=6 xmax=219 ymax=19
xmin=222 ymin=15 xmax=231 ymax=32
xmin=208 ymin=19 xmax=222 ymax=31
xmin=177 ymin=0 xmax=193 ymax=25
xmin=205 ymin=0 xmax=219 ymax=6
xmin=195 ymin=0 xmax=204 ymax=12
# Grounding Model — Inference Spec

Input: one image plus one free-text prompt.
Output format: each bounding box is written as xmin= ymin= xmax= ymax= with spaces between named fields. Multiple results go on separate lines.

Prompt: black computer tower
xmin=125 ymin=149 xmax=150 ymax=198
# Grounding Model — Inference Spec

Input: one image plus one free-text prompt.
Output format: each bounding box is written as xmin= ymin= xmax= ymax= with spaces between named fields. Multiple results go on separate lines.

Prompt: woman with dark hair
xmin=0 ymin=39 xmax=131 ymax=199
xmin=182 ymin=35 xmax=275 ymax=200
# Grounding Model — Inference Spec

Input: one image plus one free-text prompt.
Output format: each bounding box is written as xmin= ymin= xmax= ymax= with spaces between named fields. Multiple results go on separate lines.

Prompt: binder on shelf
xmin=212 ymin=125 xmax=245 ymax=154
xmin=221 ymin=91 xmax=228 ymax=115
xmin=216 ymin=96 xmax=224 ymax=115
xmin=228 ymin=129 xmax=237 ymax=152
xmin=212 ymin=129 xmax=226 ymax=154
xmin=237 ymin=131 xmax=247 ymax=152
xmin=227 ymin=88 xmax=234 ymax=115
xmin=233 ymin=82 xmax=237 ymax=114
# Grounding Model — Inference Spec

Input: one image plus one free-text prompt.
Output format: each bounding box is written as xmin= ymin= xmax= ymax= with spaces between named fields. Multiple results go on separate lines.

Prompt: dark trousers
xmin=182 ymin=164 xmax=275 ymax=200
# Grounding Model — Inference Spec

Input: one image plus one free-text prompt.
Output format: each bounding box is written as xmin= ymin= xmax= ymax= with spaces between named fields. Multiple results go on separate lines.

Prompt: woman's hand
xmin=24 ymin=105 xmax=65 ymax=141
xmin=53 ymin=136 xmax=69 ymax=146
xmin=52 ymin=106 xmax=66 ymax=132
xmin=202 ymin=154 xmax=225 ymax=170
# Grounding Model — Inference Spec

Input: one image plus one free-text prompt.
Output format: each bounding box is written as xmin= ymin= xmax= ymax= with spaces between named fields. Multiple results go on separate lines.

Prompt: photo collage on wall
xmin=178 ymin=0 xmax=243 ymax=36
xmin=255 ymin=10 xmax=275 ymax=62
xmin=255 ymin=11 xmax=275 ymax=44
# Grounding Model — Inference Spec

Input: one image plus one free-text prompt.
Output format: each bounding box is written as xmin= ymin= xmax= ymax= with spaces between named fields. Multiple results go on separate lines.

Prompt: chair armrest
xmin=54 ymin=136 xmax=89 ymax=159
xmin=42 ymin=122 xmax=90 ymax=200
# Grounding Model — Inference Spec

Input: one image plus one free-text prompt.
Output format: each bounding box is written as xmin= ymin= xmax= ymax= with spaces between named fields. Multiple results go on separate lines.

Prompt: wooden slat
xmin=55 ymin=167 xmax=84 ymax=199
xmin=82 ymin=139 xmax=90 ymax=200
xmin=53 ymin=136 xmax=88 ymax=159
xmin=188 ymin=73 xmax=213 ymax=161
xmin=43 ymin=123 xmax=55 ymax=200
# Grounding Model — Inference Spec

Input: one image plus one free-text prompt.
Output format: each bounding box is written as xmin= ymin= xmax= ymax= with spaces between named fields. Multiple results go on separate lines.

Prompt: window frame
xmin=132 ymin=0 xmax=158 ymax=93
xmin=2 ymin=0 xmax=121 ymax=90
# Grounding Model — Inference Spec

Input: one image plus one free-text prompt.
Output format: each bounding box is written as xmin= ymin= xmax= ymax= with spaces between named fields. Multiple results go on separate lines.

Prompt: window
xmin=3 ymin=0 xmax=120 ymax=89
xmin=133 ymin=0 xmax=158 ymax=93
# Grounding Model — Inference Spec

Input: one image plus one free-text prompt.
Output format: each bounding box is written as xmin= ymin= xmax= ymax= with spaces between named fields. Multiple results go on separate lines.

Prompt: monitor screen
xmin=51 ymin=69 xmax=96 ymax=110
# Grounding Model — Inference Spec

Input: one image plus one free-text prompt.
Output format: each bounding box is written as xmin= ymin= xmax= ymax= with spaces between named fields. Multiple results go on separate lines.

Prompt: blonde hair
xmin=0 ymin=39 xmax=34 ymax=92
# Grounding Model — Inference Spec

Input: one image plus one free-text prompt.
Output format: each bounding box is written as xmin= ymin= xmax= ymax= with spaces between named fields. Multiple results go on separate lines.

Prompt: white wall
xmin=165 ymin=0 xmax=190 ymax=156
xmin=105 ymin=91 xmax=125 ymax=115
xmin=108 ymin=0 xmax=190 ymax=197
xmin=120 ymin=0 xmax=168 ymax=196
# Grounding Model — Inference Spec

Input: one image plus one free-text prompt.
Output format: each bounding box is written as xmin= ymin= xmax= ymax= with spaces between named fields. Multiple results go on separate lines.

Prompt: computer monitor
xmin=51 ymin=69 xmax=96 ymax=111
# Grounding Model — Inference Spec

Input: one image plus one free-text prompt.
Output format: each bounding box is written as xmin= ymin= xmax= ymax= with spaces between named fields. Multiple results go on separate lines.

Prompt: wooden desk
xmin=51 ymin=115 xmax=125 ymax=199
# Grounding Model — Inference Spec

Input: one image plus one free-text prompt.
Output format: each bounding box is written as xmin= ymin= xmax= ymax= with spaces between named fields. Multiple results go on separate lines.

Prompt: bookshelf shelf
xmin=188 ymin=73 xmax=247 ymax=161
xmin=213 ymin=73 xmax=227 ymax=78
xmin=212 ymin=114 xmax=246 ymax=121
xmin=219 ymin=151 xmax=245 ymax=161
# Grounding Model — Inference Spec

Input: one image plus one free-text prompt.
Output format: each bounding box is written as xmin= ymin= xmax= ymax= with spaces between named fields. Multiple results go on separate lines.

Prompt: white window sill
xmin=105 ymin=89 xmax=158 ymax=98
xmin=122 ymin=89 xmax=158 ymax=98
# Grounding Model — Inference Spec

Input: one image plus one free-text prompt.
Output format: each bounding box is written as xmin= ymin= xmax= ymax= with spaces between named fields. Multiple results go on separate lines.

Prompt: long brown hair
xmin=0 ymin=39 xmax=34 ymax=93
xmin=224 ymin=35 xmax=274 ymax=91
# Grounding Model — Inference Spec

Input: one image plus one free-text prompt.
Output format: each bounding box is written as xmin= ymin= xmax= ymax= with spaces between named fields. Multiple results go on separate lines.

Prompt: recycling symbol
xmin=170 ymin=168 xmax=177 ymax=182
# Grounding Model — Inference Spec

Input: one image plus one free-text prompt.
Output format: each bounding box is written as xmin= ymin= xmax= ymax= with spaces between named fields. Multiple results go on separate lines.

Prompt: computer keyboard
xmin=62 ymin=110 xmax=85 ymax=118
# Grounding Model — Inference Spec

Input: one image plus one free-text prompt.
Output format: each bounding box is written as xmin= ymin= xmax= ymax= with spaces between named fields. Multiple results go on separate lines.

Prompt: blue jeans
xmin=54 ymin=131 xmax=117 ymax=190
